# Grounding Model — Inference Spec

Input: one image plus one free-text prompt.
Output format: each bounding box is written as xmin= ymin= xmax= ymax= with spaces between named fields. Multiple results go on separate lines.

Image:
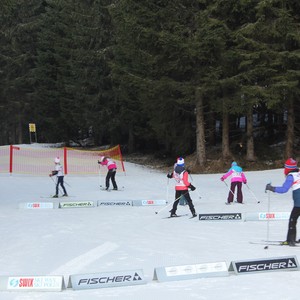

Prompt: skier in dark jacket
xmin=265 ymin=158 xmax=300 ymax=246
xmin=167 ymin=157 xmax=197 ymax=218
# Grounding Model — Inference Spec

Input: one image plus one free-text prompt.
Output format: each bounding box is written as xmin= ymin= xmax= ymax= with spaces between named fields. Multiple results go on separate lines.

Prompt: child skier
xmin=167 ymin=157 xmax=197 ymax=218
xmin=49 ymin=157 xmax=68 ymax=198
xmin=265 ymin=158 xmax=300 ymax=246
xmin=221 ymin=161 xmax=247 ymax=204
xmin=98 ymin=156 xmax=118 ymax=190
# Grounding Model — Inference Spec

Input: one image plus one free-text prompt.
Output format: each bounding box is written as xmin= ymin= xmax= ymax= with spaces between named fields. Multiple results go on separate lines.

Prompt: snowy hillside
xmin=0 ymin=160 xmax=300 ymax=299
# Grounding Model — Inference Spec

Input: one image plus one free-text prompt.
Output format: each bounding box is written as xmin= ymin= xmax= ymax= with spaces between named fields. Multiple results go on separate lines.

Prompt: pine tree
xmin=0 ymin=0 xmax=45 ymax=144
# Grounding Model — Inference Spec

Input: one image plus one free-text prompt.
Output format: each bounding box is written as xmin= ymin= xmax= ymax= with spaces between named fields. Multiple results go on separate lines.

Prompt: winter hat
xmin=177 ymin=157 xmax=185 ymax=166
xmin=99 ymin=156 xmax=105 ymax=162
xmin=54 ymin=157 xmax=60 ymax=163
xmin=231 ymin=161 xmax=237 ymax=167
xmin=284 ymin=158 xmax=297 ymax=175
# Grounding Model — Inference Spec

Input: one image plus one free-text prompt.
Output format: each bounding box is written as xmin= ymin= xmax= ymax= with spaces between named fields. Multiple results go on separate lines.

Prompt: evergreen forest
xmin=0 ymin=0 xmax=299 ymax=167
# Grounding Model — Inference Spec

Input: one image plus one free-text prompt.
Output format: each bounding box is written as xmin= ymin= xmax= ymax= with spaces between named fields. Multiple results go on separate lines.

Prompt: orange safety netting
xmin=0 ymin=145 xmax=125 ymax=175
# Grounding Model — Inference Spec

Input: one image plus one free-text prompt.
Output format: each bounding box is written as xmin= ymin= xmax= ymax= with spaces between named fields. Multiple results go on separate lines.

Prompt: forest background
xmin=0 ymin=0 xmax=299 ymax=172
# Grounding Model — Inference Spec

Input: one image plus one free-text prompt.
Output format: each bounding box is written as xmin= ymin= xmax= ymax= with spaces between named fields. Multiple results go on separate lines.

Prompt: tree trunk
xmin=222 ymin=99 xmax=231 ymax=159
xmin=17 ymin=111 xmax=23 ymax=144
xmin=195 ymin=88 xmax=206 ymax=166
xmin=246 ymin=106 xmax=255 ymax=161
xmin=208 ymin=110 xmax=216 ymax=146
xmin=128 ymin=124 xmax=135 ymax=154
xmin=285 ymin=98 xmax=294 ymax=158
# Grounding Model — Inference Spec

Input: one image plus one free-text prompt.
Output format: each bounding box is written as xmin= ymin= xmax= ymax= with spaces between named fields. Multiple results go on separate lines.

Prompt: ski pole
xmin=50 ymin=175 xmax=62 ymax=195
xmin=188 ymin=173 xmax=201 ymax=199
xmin=155 ymin=191 xmax=190 ymax=215
xmin=166 ymin=178 xmax=170 ymax=203
xmin=64 ymin=179 xmax=71 ymax=188
xmin=193 ymin=188 xmax=202 ymax=199
xmin=246 ymin=184 xmax=260 ymax=203
xmin=98 ymin=164 xmax=102 ymax=187
xmin=223 ymin=180 xmax=235 ymax=197
xmin=264 ymin=183 xmax=272 ymax=249
xmin=189 ymin=172 xmax=193 ymax=181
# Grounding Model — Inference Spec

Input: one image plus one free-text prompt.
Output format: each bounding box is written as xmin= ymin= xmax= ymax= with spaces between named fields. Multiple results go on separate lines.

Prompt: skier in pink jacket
xmin=221 ymin=161 xmax=247 ymax=204
xmin=98 ymin=156 xmax=118 ymax=190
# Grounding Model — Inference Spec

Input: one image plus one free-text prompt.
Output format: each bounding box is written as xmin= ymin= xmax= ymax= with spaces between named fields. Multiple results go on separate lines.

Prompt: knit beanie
xmin=177 ymin=157 xmax=185 ymax=166
xmin=284 ymin=158 xmax=297 ymax=175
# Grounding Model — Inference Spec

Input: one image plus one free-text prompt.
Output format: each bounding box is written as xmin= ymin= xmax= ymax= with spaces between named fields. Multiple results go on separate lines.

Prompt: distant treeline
xmin=0 ymin=1 xmax=299 ymax=165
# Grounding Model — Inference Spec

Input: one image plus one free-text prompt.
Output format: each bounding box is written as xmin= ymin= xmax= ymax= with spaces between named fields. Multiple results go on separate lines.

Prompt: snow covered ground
xmin=1 ymin=160 xmax=300 ymax=299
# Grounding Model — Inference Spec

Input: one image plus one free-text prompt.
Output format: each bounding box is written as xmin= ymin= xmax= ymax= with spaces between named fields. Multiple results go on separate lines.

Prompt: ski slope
xmin=0 ymin=160 xmax=300 ymax=299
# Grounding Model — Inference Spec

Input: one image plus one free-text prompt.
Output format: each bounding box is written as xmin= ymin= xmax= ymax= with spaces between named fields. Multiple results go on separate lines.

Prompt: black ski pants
xmin=106 ymin=169 xmax=117 ymax=189
xmin=171 ymin=190 xmax=195 ymax=215
xmin=287 ymin=206 xmax=300 ymax=243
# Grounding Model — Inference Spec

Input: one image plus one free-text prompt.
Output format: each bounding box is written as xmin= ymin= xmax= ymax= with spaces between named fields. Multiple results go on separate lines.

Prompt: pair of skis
xmin=41 ymin=195 xmax=74 ymax=198
xmin=100 ymin=185 xmax=125 ymax=192
xmin=163 ymin=214 xmax=197 ymax=220
xmin=250 ymin=240 xmax=300 ymax=247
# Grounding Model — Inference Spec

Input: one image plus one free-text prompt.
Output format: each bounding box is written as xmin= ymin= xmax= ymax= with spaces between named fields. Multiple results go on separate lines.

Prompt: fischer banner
xmin=198 ymin=213 xmax=243 ymax=221
xmin=59 ymin=201 xmax=94 ymax=208
xmin=229 ymin=256 xmax=299 ymax=275
xmin=69 ymin=269 xmax=146 ymax=290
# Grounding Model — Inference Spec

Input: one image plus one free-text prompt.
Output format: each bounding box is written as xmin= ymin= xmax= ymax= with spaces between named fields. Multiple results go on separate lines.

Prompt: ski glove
xmin=220 ymin=177 xmax=224 ymax=181
xmin=167 ymin=173 xmax=173 ymax=179
xmin=265 ymin=184 xmax=275 ymax=192
xmin=189 ymin=184 xmax=196 ymax=191
xmin=243 ymin=180 xmax=247 ymax=184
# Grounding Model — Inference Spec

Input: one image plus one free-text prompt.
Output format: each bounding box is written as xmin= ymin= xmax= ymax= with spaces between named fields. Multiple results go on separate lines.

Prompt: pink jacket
xmin=101 ymin=158 xmax=117 ymax=170
xmin=221 ymin=168 xmax=246 ymax=183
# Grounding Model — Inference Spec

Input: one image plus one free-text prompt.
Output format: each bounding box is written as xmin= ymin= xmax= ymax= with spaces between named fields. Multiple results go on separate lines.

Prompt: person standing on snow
xmin=265 ymin=158 xmax=300 ymax=246
xmin=221 ymin=161 xmax=247 ymax=204
xmin=49 ymin=157 xmax=68 ymax=198
xmin=98 ymin=156 xmax=118 ymax=190
xmin=167 ymin=157 xmax=197 ymax=218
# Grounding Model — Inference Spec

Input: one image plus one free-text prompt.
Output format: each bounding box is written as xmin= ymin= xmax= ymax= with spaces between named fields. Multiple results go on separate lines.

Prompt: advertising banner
xmin=69 ymin=269 xmax=146 ymax=290
xmin=97 ymin=200 xmax=132 ymax=206
xmin=2 ymin=275 xmax=64 ymax=291
xmin=229 ymin=256 xmax=299 ymax=274
xmin=59 ymin=201 xmax=94 ymax=208
xmin=153 ymin=262 xmax=228 ymax=282
xmin=198 ymin=213 xmax=242 ymax=221
xmin=132 ymin=200 xmax=167 ymax=206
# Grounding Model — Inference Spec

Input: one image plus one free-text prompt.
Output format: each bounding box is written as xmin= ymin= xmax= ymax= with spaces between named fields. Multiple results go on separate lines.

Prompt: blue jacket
xmin=275 ymin=172 xmax=300 ymax=207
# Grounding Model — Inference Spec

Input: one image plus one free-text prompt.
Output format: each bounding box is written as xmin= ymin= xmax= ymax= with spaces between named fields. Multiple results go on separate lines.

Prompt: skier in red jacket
xmin=167 ymin=157 xmax=197 ymax=218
